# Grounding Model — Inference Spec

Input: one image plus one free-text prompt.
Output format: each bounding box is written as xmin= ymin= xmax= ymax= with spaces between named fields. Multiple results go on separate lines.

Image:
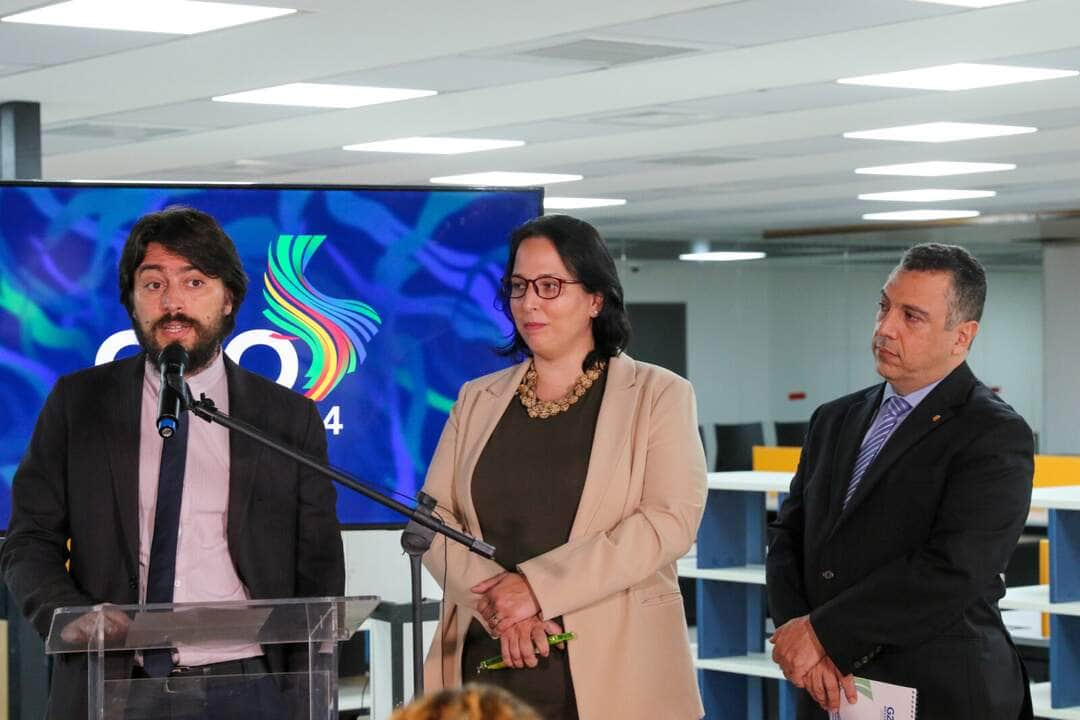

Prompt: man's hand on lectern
xmin=59 ymin=604 xmax=131 ymax=645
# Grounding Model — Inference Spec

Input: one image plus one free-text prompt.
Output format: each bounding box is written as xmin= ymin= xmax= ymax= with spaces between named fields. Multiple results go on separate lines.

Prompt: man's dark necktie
xmin=143 ymin=409 xmax=188 ymax=678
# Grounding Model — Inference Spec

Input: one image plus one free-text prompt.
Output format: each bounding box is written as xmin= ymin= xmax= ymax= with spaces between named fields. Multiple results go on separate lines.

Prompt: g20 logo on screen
xmin=96 ymin=234 xmax=382 ymax=436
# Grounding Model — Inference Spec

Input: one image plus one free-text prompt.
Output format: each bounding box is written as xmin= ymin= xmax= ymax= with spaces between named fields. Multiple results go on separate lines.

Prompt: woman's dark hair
xmin=497 ymin=214 xmax=631 ymax=370
xmin=118 ymin=205 xmax=249 ymax=335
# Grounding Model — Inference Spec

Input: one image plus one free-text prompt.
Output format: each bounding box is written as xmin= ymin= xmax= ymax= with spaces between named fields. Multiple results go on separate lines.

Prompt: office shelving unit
xmin=691 ymin=471 xmax=796 ymax=720
xmin=1002 ymin=486 xmax=1080 ymax=720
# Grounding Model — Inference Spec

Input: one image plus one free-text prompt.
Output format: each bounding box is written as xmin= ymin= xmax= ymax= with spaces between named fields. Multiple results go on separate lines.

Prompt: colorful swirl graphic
xmin=262 ymin=234 xmax=381 ymax=401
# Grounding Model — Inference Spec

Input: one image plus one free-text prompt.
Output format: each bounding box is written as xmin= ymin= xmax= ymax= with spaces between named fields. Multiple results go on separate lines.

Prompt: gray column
xmin=0 ymin=101 xmax=42 ymax=180
xmin=1042 ymin=239 xmax=1080 ymax=453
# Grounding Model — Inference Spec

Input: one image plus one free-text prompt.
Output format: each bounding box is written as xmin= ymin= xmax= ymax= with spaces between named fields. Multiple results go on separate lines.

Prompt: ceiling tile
xmin=668 ymin=82 xmax=929 ymax=119
xmin=514 ymin=37 xmax=699 ymax=65
xmin=601 ymin=0 xmax=958 ymax=49
xmin=984 ymin=106 xmax=1080 ymax=131
xmin=0 ymin=24 xmax=164 ymax=66
xmin=324 ymin=54 xmax=598 ymax=93
xmin=0 ymin=62 xmax=33 ymax=77
xmin=727 ymin=134 xmax=862 ymax=159
xmin=87 ymin=100 xmax=327 ymax=131
xmin=453 ymin=119 xmax=633 ymax=144
xmin=992 ymin=45 xmax=1080 ymax=70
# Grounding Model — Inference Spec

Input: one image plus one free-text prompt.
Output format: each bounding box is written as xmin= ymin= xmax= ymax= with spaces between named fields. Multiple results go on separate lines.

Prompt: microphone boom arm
xmin=180 ymin=387 xmax=496 ymax=560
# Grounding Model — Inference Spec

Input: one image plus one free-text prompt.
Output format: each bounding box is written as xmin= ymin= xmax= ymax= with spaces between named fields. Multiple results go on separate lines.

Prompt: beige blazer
xmin=421 ymin=354 xmax=707 ymax=720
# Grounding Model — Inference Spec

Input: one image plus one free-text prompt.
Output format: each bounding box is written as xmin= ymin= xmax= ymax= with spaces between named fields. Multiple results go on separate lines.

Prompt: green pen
xmin=477 ymin=632 xmax=576 ymax=672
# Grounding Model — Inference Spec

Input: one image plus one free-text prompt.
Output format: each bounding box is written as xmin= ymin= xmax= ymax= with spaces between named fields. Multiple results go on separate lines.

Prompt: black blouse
xmin=460 ymin=369 xmax=608 ymax=720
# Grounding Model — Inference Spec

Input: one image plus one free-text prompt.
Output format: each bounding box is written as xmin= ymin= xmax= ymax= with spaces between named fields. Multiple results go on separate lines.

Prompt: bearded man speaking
xmin=0 ymin=205 xmax=344 ymax=719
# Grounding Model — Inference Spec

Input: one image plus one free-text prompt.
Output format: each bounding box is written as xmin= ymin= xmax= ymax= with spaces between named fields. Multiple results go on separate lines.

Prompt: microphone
xmin=156 ymin=343 xmax=189 ymax=439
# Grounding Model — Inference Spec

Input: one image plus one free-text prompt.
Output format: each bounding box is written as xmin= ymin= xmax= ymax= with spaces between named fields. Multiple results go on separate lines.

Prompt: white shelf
xmin=706 ymin=473 xmax=1056 ymax=521
xmin=1032 ymin=682 xmax=1080 ymax=719
xmin=693 ymin=659 xmax=1080 ymax=719
xmin=708 ymin=471 xmax=793 ymax=493
xmin=1031 ymin=486 xmax=1080 ymax=511
xmin=1001 ymin=585 xmax=1080 ymax=617
xmin=694 ymin=651 xmax=785 ymax=680
xmin=338 ymin=675 xmax=370 ymax=712
xmin=677 ymin=557 xmax=766 ymax=585
xmin=694 ymin=665 xmax=1078 ymax=719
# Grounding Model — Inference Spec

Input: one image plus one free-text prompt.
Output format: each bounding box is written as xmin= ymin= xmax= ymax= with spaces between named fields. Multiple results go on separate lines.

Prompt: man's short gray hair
xmin=894 ymin=243 xmax=986 ymax=327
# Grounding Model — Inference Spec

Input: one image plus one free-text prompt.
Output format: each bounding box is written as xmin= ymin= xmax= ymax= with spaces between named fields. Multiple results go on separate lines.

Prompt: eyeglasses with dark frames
xmin=502 ymin=274 xmax=582 ymax=300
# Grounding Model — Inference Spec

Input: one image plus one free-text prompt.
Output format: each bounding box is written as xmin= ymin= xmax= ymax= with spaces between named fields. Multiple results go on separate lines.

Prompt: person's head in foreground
xmin=390 ymin=683 xmax=542 ymax=720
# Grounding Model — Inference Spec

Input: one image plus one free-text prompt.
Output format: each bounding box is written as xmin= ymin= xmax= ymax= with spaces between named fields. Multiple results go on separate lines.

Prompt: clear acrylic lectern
xmin=45 ymin=596 xmax=380 ymax=720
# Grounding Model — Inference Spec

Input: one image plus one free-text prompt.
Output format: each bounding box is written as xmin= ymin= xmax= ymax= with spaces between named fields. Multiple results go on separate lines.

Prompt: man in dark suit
xmin=766 ymin=243 xmax=1034 ymax=720
xmin=0 ymin=206 xmax=345 ymax=719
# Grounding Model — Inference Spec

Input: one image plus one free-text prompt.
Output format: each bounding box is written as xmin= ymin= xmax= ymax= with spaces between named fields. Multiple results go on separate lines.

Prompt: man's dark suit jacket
xmin=766 ymin=362 xmax=1034 ymax=720
xmin=0 ymin=353 xmax=346 ymax=720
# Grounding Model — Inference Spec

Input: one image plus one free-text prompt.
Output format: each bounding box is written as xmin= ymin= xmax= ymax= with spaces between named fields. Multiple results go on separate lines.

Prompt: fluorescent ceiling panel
xmin=679 ymin=251 xmax=766 ymax=262
xmin=909 ymin=0 xmax=1027 ymax=6
xmin=430 ymin=172 xmax=582 ymax=187
xmin=855 ymin=161 xmax=1016 ymax=177
xmin=213 ymin=83 xmax=436 ymax=109
xmin=343 ymin=137 xmax=523 ymax=154
xmin=0 ymin=0 xmax=295 ymax=34
xmin=858 ymin=189 xmax=996 ymax=202
xmin=544 ymin=197 xmax=627 ymax=209
xmin=838 ymin=63 xmax=1078 ymax=91
xmin=844 ymin=121 xmax=1036 ymax=143
xmin=863 ymin=209 xmax=980 ymax=221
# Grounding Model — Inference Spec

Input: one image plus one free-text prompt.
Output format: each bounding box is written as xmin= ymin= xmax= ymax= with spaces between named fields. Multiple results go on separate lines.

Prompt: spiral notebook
xmin=828 ymin=677 xmax=917 ymax=720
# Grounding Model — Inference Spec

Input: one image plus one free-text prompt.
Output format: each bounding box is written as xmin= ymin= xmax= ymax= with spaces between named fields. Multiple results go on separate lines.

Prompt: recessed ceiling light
xmin=212 ymin=83 xmax=436 ymax=109
xmin=838 ymin=63 xmax=1077 ymax=91
xmin=544 ymin=197 xmax=627 ymax=209
xmin=844 ymin=121 xmax=1036 ymax=143
xmin=855 ymin=161 xmax=1015 ymax=177
xmin=0 ymin=0 xmax=294 ymax=34
xmin=910 ymin=0 xmax=1027 ymax=6
xmin=858 ymin=189 xmax=997 ymax=202
xmin=679 ymin=251 xmax=767 ymax=262
xmin=429 ymin=172 xmax=583 ymax=187
xmin=863 ymin=209 xmax=980 ymax=221
xmin=343 ymin=137 xmax=524 ymax=154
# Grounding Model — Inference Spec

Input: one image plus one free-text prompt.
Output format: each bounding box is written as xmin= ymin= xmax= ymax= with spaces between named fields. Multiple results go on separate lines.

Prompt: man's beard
xmin=133 ymin=312 xmax=228 ymax=374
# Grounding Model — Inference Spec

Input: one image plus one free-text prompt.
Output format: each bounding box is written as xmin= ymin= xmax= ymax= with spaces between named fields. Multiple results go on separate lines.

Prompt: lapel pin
xmin=931 ymin=414 xmax=941 ymax=422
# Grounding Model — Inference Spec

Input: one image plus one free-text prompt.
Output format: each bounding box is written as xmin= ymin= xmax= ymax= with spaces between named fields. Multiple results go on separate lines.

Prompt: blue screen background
xmin=0 ymin=183 xmax=541 ymax=527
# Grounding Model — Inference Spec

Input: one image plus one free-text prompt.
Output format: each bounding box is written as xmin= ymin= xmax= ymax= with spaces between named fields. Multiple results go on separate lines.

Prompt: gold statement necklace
xmin=517 ymin=359 xmax=607 ymax=419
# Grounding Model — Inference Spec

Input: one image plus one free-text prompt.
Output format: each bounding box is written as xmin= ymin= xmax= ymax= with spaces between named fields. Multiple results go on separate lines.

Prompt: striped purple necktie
xmin=843 ymin=395 xmax=911 ymax=508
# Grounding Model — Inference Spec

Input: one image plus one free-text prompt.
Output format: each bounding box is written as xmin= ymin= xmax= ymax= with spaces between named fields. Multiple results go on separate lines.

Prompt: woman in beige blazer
xmin=421 ymin=215 xmax=707 ymax=720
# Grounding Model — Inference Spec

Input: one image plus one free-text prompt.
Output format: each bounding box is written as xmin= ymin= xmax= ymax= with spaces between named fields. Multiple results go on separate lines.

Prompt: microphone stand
xmin=174 ymin=380 xmax=495 ymax=700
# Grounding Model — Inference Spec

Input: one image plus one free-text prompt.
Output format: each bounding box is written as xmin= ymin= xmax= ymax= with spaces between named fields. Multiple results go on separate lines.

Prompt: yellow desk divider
xmin=752 ymin=446 xmax=801 ymax=472
xmin=1034 ymin=455 xmax=1080 ymax=488
xmin=1031 ymin=455 xmax=1080 ymax=640
xmin=751 ymin=446 xmax=799 ymax=507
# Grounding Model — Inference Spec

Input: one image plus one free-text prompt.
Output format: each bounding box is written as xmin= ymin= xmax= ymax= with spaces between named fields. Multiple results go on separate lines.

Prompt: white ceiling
xmin=2 ymin=0 xmax=1079 ymax=259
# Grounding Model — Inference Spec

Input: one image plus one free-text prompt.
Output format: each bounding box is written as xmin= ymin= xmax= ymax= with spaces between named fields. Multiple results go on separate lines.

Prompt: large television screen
xmin=0 ymin=181 xmax=541 ymax=528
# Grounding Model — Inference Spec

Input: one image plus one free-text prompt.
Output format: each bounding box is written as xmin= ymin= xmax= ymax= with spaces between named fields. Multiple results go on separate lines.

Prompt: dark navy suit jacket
xmin=767 ymin=362 xmax=1034 ymax=720
xmin=1 ymin=353 xmax=345 ymax=719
